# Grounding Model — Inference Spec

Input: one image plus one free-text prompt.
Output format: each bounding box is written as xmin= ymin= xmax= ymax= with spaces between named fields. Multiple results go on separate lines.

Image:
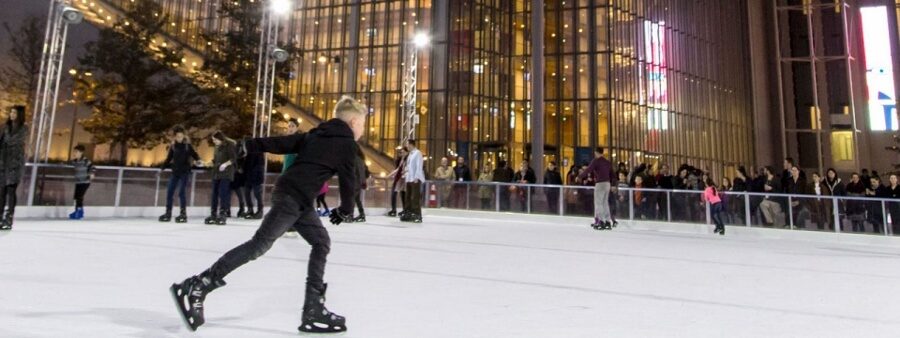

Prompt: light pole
xmin=253 ymin=0 xmax=291 ymax=138
xmin=28 ymin=0 xmax=82 ymax=206
xmin=400 ymin=32 xmax=430 ymax=146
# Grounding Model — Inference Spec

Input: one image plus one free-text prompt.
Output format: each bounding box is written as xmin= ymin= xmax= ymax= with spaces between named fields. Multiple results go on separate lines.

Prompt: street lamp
xmin=400 ymin=31 xmax=430 ymax=146
xmin=253 ymin=0 xmax=292 ymax=138
xmin=28 ymin=0 xmax=82 ymax=206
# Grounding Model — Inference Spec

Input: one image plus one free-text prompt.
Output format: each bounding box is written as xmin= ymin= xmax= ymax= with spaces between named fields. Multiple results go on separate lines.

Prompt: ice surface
xmin=1 ymin=213 xmax=900 ymax=337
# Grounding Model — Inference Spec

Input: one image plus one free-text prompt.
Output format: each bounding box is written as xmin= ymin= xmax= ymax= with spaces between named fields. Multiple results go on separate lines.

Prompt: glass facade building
xmin=88 ymin=0 xmax=756 ymax=176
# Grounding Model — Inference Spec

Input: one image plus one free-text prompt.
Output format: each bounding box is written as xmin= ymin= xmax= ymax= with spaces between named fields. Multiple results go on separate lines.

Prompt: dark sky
xmin=0 ymin=0 xmax=99 ymax=73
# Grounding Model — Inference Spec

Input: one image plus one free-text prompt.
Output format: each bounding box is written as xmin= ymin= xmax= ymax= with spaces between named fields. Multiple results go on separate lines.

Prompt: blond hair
xmin=334 ymin=95 xmax=367 ymax=120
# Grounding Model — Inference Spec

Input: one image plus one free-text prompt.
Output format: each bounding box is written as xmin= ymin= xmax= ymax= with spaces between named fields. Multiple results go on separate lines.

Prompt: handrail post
xmin=495 ymin=184 xmax=500 ymax=212
xmin=465 ymin=183 xmax=470 ymax=210
xmin=558 ymin=186 xmax=564 ymax=216
xmin=27 ymin=164 xmax=38 ymax=206
xmin=833 ymin=197 xmax=841 ymax=233
xmin=705 ymin=196 xmax=711 ymax=225
xmin=788 ymin=196 xmax=794 ymax=230
xmin=744 ymin=192 xmax=751 ymax=227
xmin=114 ymin=168 xmax=124 ymax=207
xmin=526 ymin=186 xmax=531 ymax=214
xmin=666 ymin=190 xmax=672 ymax=222
xmin=190 ymin=171 xmax=197 ymax=207
xmin=882 ymin=200 xmax=889 ymax=236
xmin=154 ymin=170 xmax=161 ymax=207
xmin=628 ymin=189 xmax=634 ymax=221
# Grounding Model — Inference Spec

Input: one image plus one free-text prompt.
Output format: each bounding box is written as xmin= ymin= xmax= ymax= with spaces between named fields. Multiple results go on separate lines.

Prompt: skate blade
xmin=169 ymin=284 xmax=200 ymax=332
xmin=298 ymin=322 xmax=347 ymax=334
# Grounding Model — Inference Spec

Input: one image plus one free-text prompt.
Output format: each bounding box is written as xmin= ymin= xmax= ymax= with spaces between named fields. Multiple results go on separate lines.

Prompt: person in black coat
xmin=242 ymin=151 xmax=266 ymax=219
xmin=886 ymin=174 xmax=900 ymax=235
xmin=865 ymin=176 xmax=889 ymax=234
xmin=350 ymin=147 xmax=370 ymax=222
xmin=544 ymin=161 xmax=563 ymax=213
xmin=513 ymin=160 xmax=537 ymax=211
xmin=492 ymin=160 xmax=514 ymax=211
xmin=0 ymin=106 xmax=26 ymax=230
xmin=845 ymin=173 xmax=867 ymax=232
xmin=452 ymin=156 xmax=472 ymax=208
xmin=159 ymin=126 xmax=200 ymax=222
xmin=171 ymin=96 xmax=366 ymax=333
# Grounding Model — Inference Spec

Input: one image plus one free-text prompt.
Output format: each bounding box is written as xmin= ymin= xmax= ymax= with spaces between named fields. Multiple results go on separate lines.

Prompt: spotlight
xmin=270 ymin=48 xmax=289 ymax=63
xmin=269 ymin=0 xmax=292 ymax=16
xmin=412 ymin=32 xmax=430 ymax=48
xmin=61 ymin=6 xmax=83 ymax=24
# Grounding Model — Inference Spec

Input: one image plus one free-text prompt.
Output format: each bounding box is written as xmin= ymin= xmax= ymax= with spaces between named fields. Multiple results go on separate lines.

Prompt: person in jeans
xmin=578 ymin=147 xmax=617 ymax=229
xmin=68 ymin=145 xmax=95 ymax=220
xmin=402 ymin=139 xmax=425 ymax=223
xmin=206 ymin=131 xmax=237 ymax=225
xmin=805 ymin=172 xmax=833 ymax=230
xmin=159 ymin=126 xmax=200 ymax=223
xmin=704 ymin=177 xmax=726 ymax=235
xmin=845 ymin=173 xmax=867 ymax=232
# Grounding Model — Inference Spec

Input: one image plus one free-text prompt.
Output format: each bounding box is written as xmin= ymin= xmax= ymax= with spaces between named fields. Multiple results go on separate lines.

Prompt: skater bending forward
xmin=170 ymin=96 xmax=365 ymax=333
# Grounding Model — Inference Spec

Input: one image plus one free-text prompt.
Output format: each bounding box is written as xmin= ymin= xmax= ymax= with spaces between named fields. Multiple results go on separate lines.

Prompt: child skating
xmin=170 ymin=96 xmax=366 ymax=333
xmin=68 ymin=145 xmax=95 ymax=220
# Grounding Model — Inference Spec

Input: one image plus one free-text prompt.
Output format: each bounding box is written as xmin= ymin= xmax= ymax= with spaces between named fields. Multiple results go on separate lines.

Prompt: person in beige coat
xmin=433 ymin=157 xmax=455 ymax=206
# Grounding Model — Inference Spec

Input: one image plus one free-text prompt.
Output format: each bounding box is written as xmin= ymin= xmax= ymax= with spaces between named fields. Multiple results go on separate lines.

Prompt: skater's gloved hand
xmin=329 ymin=208 xmax=352 ymax=225
xmin=218 ymin=163 xmax=230 ymax=172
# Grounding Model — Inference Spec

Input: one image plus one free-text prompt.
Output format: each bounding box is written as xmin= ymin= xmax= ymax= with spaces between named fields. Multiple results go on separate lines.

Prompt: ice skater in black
xmin=159 ymin=126 xmax=200 ymax=223
xmin=170 ymin=96 xmax=366 ymax=333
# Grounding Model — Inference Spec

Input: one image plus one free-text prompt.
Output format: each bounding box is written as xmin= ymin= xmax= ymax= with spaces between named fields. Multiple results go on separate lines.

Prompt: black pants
xmin=206 ymin=193 xmax=331 ymax=290
xmin=390 ymin=190 xmax=407 ymax=212
xmin=74 ymin=183 xmax=90 ymax=208
xmin=354 ymin=190 xmax=365 ymax=216
xmin=245 ymin=183 xmax=263 ymax=212
xmin=405 ymin=182 xmax=422 ymax=215
xmin=499 ymin=188 xmax=511 ymax=211
xmin=211 ymin=179 xmax=231 ymax=215
xmin=546 ymin=189 xmax=560 ymax=214
xmin=234 ymin=185 xmax=247 ymax=210
xmin=0 ymin=183 xmax=18 ymax=215
xmin=316 ymin=194 xmax=329 ymax=210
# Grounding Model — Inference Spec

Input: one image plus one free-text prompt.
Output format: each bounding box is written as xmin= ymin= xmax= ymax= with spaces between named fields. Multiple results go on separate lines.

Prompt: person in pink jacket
xmin=703 ymin=178 xmax=725 ymax=235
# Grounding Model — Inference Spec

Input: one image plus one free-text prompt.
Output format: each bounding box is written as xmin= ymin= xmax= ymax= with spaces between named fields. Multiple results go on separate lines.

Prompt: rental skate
xmin=298 ymin=284 xmax=346 ymax=333
xmin=169 ymin=274 xmax=225 ymax=331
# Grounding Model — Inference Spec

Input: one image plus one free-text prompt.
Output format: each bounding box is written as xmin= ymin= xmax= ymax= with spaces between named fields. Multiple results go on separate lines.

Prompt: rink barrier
xmin=19 ymin=163 xmax=900 ymax=239
xmin=421 ymin=180 xmax=900 ymax=238
xmin=423 ymin=208 xmax=900 ymax=246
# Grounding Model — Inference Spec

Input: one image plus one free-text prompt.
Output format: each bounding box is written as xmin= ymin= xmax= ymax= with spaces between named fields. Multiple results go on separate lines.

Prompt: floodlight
xmin=270 ymin=0 xmax=292 ymax=16
xmin=271 ymin=48 xmax=289 ymax=62
xmin=61 ymin=6 xmax=83 ymax=24
xmin=412 ymin=32 xmax=430 ymax=48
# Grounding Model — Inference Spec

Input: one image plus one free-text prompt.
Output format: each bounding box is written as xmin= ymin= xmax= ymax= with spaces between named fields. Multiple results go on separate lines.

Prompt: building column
xmin=343 ymin=0 xmax=361 ymax=93
xmin=530 ymin=0 xmax=545 ymax=182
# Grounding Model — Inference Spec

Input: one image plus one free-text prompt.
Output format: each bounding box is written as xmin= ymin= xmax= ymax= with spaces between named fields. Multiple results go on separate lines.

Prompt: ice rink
xmin=2 ymin=211 xmax=900 ymax=338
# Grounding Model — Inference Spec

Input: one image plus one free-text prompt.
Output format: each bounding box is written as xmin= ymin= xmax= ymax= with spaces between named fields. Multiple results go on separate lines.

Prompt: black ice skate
xmin=215 ymin=211 xmax=227 ymax=225
xmin=159 ymin=210 xmax=172 ymax=222
xmin=3 ymin=212 xmax=14 ymax=229
xmin=169 ymin=274 xmax=225 ymax=331
xmin=204 ymin=214 xmax=217 ymax=225
xmin=385 ymin=210 xmax=397 ymax=217
xmin=298 ymin=284 xmax=346 ymax=334
xmin=0 ymin=219 xmax=10 ymax=230
xmin=352 ymin=215 xmax=366 ymax=223
xmin=244 ymin=210 xmax=263 ymax=220
xmin=175 ymin=209 xmax=188 ymax=223
xmin=236 ymin=208 xmax=247 ymax=218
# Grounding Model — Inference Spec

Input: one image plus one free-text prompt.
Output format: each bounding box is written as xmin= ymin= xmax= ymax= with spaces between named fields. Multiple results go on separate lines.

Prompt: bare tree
xmin=0 ymin=16 xmax=44 ymax=110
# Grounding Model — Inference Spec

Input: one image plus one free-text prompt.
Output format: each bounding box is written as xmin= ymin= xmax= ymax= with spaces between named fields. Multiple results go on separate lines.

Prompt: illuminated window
xmin=860 ymin=6 xmax=898 ymax=131
xmin=831 ymin=131 xmax=855 ymax=162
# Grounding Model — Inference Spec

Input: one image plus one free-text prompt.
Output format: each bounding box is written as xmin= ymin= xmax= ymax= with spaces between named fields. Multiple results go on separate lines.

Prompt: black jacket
xmin=454 ymin=164 xmax=472 ymax=182
xmin=514 ymin=168 xmax=537 ymax=184
xmin=162 ymin=142 xmax=199 ymax=176
xmin=544 ymin=169 xmax=563 ymax=185
xmin=244 ymin=119 xmax=359 ymax=214
xmin=492 ymin=167 xmax=514 ymax=183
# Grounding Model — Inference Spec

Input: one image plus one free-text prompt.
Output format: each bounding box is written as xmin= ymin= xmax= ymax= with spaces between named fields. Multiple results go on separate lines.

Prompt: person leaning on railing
xmin=786 ymin=166 xmax=808 ymax=228
xmin=805 ymin=172 xmax=834 ymax=230
xmin=544 ymin=161 xmax=563 ymax=214
xmin=452 ymin=156 xmax=472 ymax=208
xmin=433 ymin=157 xmax=454 ymax=207
xmin=845 ymin=173 xmax=867 ymax=232
xmin=865 ymin=176 xmax=889 ymax=234
xmin=477 ymin=164 xmax=493 ymax=209
xmin=887 ymin=174 xmax=900 ymax=235
xmin=758 ymin=166 xmax=785 ymax=227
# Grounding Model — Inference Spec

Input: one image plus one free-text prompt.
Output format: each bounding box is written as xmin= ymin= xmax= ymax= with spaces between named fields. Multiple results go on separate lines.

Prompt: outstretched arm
xmin=244 ymin=133 xmax=306 ymax=155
